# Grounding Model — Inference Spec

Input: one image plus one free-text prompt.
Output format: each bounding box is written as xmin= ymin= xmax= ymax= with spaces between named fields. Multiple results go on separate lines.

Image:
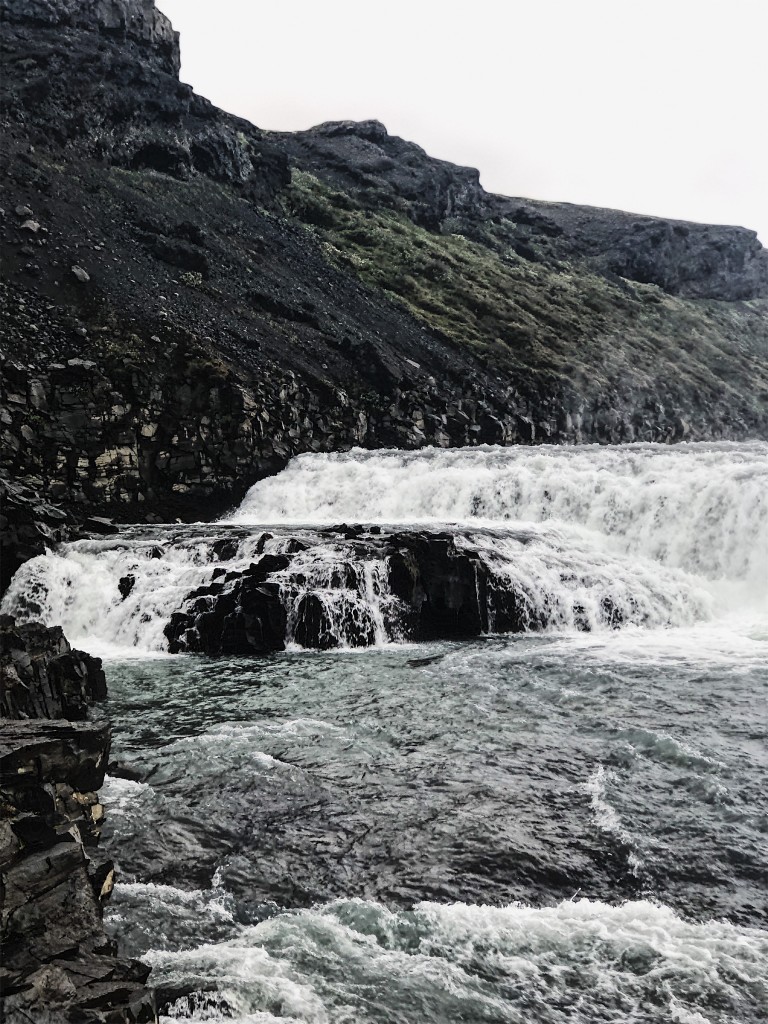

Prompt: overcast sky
xmin=157 ymin=0 xmax=767 ymax=244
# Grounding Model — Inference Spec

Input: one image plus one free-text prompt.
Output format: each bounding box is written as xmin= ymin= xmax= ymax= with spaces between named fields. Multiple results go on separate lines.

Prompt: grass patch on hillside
xmin=286 ymin=171 xmax=768 ymax=405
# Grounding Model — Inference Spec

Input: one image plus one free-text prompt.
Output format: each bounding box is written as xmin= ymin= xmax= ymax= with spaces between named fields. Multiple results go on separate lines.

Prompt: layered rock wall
xmin=1 ymin=325 xmax=712 ymax=531
xmin=0 ymin=618 xmax=155 ymax=1023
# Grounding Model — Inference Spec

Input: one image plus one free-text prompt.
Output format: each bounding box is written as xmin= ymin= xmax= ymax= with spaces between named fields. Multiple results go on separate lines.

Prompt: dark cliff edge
xmin=1 ymin=0 xmax=768 ymax=588
xmin=0 ymin=616 xmax=155 ymax=1023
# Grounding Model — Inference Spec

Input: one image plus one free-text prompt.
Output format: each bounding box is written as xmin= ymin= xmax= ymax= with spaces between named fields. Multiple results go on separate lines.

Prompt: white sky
xmin=157 ymin=0 xmax=767 ymax=244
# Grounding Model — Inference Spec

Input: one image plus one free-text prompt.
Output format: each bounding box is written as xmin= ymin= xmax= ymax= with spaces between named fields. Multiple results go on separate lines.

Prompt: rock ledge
xmin=0 ymin=616 xmax=155 ymax=1024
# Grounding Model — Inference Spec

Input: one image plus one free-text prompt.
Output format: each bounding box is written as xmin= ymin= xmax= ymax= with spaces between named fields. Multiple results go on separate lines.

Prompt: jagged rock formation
xmin=1 ymin=0 xmax=767 ymax=586
xmin=1 ymin=0 xmax=178 ymax=59
xmin=164 ymin=527 xmax=622 ymax=655
xmin=0 ymin=478 xmax=75 ymax=593
xmin=0 ymin=0 xmax=285 ymax=191
xmin=0 ymin=617 xmax=155 ymax=1023
xmin=281 ymin=119 xmax=768 ymax=301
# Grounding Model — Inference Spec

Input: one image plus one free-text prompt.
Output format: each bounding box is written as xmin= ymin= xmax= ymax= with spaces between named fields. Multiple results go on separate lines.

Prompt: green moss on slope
xmin=287 ymin=171 xmax=768 ymax=411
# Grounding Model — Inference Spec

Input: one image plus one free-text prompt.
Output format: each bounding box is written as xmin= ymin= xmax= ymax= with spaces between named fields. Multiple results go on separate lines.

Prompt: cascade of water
xmin=274 ymin=545 xmax=405 ymax=649
xmin=230 ymin=441 xmax=768 ymax=584
xmin=2 ymin=443 xmax=763 ymax=654
xmin=0 ymin=530 xmax=286 ymax=653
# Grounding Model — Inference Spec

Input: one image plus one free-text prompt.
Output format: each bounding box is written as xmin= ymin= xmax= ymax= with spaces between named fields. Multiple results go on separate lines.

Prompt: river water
xmin=3 ymin=442 xmax=768 ymax=1023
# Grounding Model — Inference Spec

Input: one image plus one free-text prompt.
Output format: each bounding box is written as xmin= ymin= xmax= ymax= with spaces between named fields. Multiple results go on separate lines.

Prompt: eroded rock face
xmin=0 ymin=618 xmax=155 ymax=1024
xmin=523 ymin=202 xmax=768 ymax=301
xmin=2 ymin=0 xmax=181 ymax=76
xmin=0 ymin=618 xmax=107 ymax=719
xmin=0 ymin=0 xmax=286 ymax=194
xmin=2 ymin=0 xmax=179 ymax=73
xmin=282 ymin=121 xmax=768 ymax=302
xmin=163 ymin=528 xmax=624 ymax=655
xmin=282 ymin=119 xmax=493 ymax=231
xmin=0 ymin=479 xmax=74 ymax=595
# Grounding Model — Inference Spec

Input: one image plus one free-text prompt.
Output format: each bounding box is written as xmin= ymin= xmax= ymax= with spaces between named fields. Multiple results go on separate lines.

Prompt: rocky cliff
xmin=281 ymin=118 xmax=768 ymax=301
xmin=0 ymin=617 xmax=155 ymax=1023
xmin=1 ymin=0 xmax=767 ymax=582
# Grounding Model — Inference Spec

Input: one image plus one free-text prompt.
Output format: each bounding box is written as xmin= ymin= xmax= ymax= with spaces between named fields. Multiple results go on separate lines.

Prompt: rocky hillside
xmin=1 ymin=0 xmax=767 ymax=549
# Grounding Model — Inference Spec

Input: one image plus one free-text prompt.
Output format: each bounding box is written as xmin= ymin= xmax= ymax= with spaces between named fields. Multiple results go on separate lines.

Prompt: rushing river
xmin=4 ymin=442 xmax=768 ymax=1023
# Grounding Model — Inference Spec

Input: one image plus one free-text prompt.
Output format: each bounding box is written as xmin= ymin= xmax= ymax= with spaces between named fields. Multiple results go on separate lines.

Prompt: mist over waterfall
xmin=2 ymin=441 xmax=766 ymax=657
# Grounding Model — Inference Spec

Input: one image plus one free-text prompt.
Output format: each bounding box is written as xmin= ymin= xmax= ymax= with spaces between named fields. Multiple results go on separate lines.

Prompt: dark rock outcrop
xmin=165 ymin=555 xmax=289 ymax=655
xmin=164 ymin=527 xmax=620 ymax=654
xmin=0 ymin=0 xmax=286 ymax=197
xmin=0 ymin=618 xmax=155 ymax=1023
xmin=1 ymin=0 xmax=180 ymax=72
xmin=281 ymin=120 xmax=768 ymax=301
xmin=0 ymin=478 xmax=74 ymax=595
xmin=281 ymin=119 xmax=495 ymax=232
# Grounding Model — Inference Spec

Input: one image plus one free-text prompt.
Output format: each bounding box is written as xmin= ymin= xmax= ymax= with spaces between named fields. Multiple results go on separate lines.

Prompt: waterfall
xmin=3 ymin=443 xmax=765 ymax=655
xmin=230 ymin=441 xmax=768 ymax=584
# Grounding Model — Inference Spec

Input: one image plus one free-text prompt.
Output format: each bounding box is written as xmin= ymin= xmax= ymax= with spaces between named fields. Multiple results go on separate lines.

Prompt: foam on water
xmin=230 ymin=442 xmax=768 ymax=581
xmin=1 ymin=530 xmax=272 ymax=656
xmin=584 ymin=766 xmax=643 ymax=875
xmin=134 ymin=895 xmax=768 ymax=1024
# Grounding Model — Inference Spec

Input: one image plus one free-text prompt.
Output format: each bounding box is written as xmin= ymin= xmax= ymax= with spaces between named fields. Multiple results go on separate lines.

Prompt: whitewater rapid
xmin=9 ymin=439 xmax=757 ymax=1023
xmin=229 ymin=442 xmax=768 ymax=582
xmin=2 ymin=442 xmax=766 ymax=657
xmin=98 ymin=631 xmax=768 ymax=1023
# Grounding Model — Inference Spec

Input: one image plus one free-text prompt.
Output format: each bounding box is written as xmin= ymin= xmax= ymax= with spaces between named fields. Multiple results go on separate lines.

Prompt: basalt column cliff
xmin=1 ymin=0 xmax=767 ymax=566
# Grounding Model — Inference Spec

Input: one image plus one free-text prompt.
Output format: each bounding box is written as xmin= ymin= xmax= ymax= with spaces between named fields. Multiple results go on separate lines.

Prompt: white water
xmin=127 ymin=894 xmax=768 ymax=1024
xmin=2 ymin=442 xmax=766 ymax=656
xmin=231 ymin=442 xmax=768 ymax=584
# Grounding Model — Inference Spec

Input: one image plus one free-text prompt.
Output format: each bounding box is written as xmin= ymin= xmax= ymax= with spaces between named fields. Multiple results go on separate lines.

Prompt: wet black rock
xmin=165 ymin=555 xmax=289 ymax=655
xmin=293 ymin=590 xmax=377 ymax=649
xmin=163 ymin=527 xmax=621 ymax=655
xmin=386 ymin=531 xmax=545 ymax=638
xmin=84 ymin=516 xmax=120 ymax=535
xmin=0 ymin=479 xmax=74 ymax=595
xmin=0 ymin=617 xmax=155 ymax=1023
